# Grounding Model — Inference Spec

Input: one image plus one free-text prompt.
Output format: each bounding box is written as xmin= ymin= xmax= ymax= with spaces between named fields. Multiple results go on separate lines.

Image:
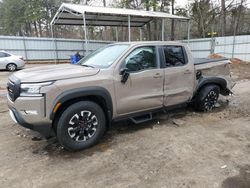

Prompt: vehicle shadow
xmin=32 ymin=100 xmax=229 ymax=159
xmin=31 ymin=108 xmax=193 ymax=159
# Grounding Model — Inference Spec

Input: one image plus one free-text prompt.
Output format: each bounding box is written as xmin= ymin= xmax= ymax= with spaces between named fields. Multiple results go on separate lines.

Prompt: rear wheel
xmin=6 ymin=63 xmax=17 ymax=71
xmin=194 ymin=85 xmax=220 ymax=111
xmin=56 ymin=101 xmax=106 ymax=151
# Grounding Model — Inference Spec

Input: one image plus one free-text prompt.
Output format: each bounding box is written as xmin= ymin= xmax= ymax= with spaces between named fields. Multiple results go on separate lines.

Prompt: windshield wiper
xmin=81 ymin=64 xmax=95 ymax=68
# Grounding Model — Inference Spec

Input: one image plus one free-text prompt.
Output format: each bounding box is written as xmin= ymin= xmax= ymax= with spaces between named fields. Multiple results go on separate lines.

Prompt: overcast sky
xmin=175 ymin=0 xmax=250 ymax=8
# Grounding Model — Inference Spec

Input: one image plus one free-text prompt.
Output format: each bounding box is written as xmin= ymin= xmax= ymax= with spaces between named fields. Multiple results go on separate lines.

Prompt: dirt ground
xmin=1 ymin=63 xmax=250 ymax=188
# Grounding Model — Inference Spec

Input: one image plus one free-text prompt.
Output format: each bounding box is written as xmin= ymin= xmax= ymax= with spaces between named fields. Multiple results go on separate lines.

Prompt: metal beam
xmin=187 ymin=20 xmax=190 ymax=44
xmin=22 ymin=36 xmax=28 ymax=60
xmin=116 ymin=27 xmax=118 ymax=41
xmin=161 ymin=18 xmax=165 ymax=41
xmin=140 ymin=28 xmax=142 ymax=41
xmin=128 ymin=15 xmax=131 ymax=42
xmin=83 ymin=12 xmax=88 ymax=55
xmin=50 ymin=24 xmax=58 ymax=64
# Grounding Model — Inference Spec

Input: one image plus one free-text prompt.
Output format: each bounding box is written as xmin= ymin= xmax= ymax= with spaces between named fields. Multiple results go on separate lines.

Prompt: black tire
xmin=194 ymin=84 xmax=220 ymax=112
xmin=6 ymin=63 xmax=17 ymax=71
xmin=56 ymin=101 xmax=106 ymax=151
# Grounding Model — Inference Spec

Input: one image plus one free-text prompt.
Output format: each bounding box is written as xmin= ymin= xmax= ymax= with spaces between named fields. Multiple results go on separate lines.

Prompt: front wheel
xmin=6 ymin=63 xmax=17 ymax=71
xmin=56 ymin=101 xmax=106 ymax=151
xmin=194 ymin=85 xmax=220 ymax=111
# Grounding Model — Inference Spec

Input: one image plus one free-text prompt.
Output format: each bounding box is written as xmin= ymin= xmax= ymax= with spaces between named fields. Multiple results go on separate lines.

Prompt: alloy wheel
xmin=67 ymin=110 xmax=98 ymax=142
xmin=7 ymin=64 xmax=16 ymax=71
xmin=203 ymin=90 xmax=218 ymax=111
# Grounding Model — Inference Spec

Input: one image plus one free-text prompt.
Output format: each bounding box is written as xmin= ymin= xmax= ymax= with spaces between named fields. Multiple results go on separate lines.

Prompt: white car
xmin=0 ymin=51 xmax=25 ymax=71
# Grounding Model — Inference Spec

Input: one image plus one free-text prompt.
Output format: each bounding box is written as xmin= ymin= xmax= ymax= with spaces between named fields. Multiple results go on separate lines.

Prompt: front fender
xmin=50 ymin=86 xmax=113 ymax=121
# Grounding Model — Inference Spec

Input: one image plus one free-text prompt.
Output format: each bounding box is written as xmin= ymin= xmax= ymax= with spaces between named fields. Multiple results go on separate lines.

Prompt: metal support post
xmin=161 ymin=19 xmax=165 ymax=41
xmin=83 ymin=12 xmax=88 ymax=56
xmin=50 ymin=24 xmax=58 ymax=64
xmin=128 ymin=15 xmax=131 ymax=42
xmin=187 ymin=20 xmax=190 ymax=44
xmin=116 ymin=27 xmax=118 ymax=42
xmin=140 ymin=28 xmax=142 ymax=41
xmin=22 ymin=36 xmax=28 ymax=61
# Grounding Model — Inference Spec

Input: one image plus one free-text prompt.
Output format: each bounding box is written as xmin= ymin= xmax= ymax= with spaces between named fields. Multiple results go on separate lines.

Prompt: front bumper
xmin=8 ymin=95 xmax=54 ymax=138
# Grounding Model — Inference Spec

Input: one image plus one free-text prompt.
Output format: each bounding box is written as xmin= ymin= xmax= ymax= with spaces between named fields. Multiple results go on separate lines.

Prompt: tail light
xmin=19 ymin=57 xmax=24 ymax=60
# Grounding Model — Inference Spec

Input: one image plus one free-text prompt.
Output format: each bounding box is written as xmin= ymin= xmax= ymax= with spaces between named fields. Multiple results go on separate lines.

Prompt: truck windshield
xmin=79 ymin=44 xmax=129 ymax=68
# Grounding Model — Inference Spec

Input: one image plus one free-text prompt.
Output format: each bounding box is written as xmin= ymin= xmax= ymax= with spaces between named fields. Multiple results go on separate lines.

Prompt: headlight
xmin=20 ymin=82 xmax=53 ymax=97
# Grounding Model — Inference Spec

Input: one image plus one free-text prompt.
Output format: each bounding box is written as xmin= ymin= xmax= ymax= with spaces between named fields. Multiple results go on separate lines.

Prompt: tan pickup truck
xmin=7 ymin=41 xmax=233 ymax=151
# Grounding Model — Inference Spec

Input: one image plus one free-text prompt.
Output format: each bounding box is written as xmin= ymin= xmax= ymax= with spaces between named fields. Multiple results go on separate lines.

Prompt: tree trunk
xmin=171 ymin=0 xmax=175 ymax=40
xmin=221 ymin=0 xmax=226 ymax=36
xmin=153 ymin=0 xmax=157 ymax=40
xmin=38 ymin=21 xmax=43 ymax=37
xmin=197 ymin=1 xmax=206 ymax=38
xmin=33 ymin=22 xmax=39 ymax=37
xmin=144 ymin=0 xmax=151 ymax=40
xmin=235 ymin=0 xmax=244 ymax=35
xmin=28 ymin=23 xmax=32 ymax=37
xmin=103 ymin=0 xmax=107 ymax=40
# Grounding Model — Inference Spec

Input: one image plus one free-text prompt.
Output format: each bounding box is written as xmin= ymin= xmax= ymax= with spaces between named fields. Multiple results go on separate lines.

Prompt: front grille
xmin=7 ymin=79 xmax=20 ymax=101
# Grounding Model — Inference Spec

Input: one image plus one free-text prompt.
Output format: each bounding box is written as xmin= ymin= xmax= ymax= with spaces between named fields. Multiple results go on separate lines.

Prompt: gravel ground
xmin=1 ymin=63 xmax=250 ymax=188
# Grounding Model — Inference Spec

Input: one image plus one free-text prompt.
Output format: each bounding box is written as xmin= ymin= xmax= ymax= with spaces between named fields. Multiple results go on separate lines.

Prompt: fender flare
xmin=50 ymin=86 xmax=113 ymax=122
xmin=194 ymin=77 xmax=230 ymax=96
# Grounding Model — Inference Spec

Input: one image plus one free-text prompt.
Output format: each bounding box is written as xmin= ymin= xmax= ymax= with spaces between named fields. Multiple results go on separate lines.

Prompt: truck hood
xmin=11 ymin=64 xmax=100 ymax=82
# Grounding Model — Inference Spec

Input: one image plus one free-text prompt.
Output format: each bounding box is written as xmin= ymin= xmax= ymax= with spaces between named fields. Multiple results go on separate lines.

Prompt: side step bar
xmin=129 ymin=113 xmax=153 ymax=124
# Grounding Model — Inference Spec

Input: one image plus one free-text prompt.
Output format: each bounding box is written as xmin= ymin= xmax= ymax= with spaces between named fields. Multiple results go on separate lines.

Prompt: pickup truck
xmin=7 ymin=41 xmax=233 ymax=151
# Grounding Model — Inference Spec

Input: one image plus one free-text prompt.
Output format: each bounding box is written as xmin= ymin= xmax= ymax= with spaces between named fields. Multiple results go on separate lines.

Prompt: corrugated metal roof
xmin=51 ymin=3 xmax=189 ymax=27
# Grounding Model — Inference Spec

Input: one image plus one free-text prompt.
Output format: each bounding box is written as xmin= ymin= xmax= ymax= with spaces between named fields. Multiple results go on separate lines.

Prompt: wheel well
xmin=6 ymin=63 xmax=17 ymax=68
xmin=194 ymin=76 xmax=228 ymax=98
xmin=198 ymin=83 xmax=222 ymax=93
xmin=52 ymin=95 xmax=111 ymax=132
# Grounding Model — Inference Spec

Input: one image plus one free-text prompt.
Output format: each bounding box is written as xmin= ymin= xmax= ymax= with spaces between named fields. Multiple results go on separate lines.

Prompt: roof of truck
xmin=111 ymin=41 xmax=186 ymax=46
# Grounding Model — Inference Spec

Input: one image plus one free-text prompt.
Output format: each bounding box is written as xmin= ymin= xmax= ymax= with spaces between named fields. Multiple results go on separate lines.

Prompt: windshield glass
xmin=78 ymin=44 xmax=129 ymax=68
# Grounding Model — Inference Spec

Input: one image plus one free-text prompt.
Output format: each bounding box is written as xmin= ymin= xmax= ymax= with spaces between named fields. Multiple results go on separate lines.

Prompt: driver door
xmin=114 ymin=46 xmax=164 ymax=116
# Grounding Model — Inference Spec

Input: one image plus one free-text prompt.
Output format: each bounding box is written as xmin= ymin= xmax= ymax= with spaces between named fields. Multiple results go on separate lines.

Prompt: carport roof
xmin=51 ymin=3 xmax=190 ymax=27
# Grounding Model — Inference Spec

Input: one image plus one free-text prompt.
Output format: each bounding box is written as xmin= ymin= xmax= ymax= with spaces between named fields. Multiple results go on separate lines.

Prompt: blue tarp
xmin=70 ymin=55 xmax=81 ymax=64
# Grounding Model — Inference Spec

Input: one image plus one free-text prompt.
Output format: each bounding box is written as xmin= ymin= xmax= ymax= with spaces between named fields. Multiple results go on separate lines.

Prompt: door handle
xmin=153 ymin=73 xmax=162 ymax=78
xmin=184 ymin=70 xmax=192 ymax=74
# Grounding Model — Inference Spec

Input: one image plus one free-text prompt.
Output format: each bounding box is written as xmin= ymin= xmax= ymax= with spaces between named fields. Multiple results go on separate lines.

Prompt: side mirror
xmin=120 ymin=68 xmax=130 ymax=83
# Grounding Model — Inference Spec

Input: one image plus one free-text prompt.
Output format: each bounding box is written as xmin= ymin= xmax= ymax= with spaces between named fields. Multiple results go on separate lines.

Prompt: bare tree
xmin=220 ymin=0 xmax=226 ymax=36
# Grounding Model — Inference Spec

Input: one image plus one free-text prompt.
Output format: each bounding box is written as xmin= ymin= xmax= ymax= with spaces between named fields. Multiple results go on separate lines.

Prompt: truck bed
xmin=194 ymin=58 xmax=228 ymax=65
xmin=194 ymin=57 xmax=233 ymax=89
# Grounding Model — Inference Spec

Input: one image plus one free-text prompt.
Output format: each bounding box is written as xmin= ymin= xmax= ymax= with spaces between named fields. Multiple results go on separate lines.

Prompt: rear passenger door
xmin=161 ymin=45 xmax=195 ymax=107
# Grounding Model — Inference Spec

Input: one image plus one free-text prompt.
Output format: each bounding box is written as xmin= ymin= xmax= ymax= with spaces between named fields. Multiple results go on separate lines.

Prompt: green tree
xmin=0 ymin=0 xmax=27 ymax=35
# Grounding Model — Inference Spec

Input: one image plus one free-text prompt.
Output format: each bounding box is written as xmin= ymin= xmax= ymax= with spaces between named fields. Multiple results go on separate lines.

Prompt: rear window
xmin=163 ymin=46 xmax=186 ymax=67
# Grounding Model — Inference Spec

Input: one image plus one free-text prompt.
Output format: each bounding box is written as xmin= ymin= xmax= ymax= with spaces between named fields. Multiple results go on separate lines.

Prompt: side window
xmin=0 ymin=52 xmax=6 ymax=58
xmin=124 ymin=46 xmax=157 ymax=72
xmin=0 ymin=52 xmax=10 ymax=58
xmin=5 ymin=53 xmax=10 ymax=57
xmin=163 ymin=46 xmax=186 ymax=67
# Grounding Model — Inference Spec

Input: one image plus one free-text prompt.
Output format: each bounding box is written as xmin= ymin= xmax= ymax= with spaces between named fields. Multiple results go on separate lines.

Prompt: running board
xmin=129 ymin=113 xmax=153 ymax=124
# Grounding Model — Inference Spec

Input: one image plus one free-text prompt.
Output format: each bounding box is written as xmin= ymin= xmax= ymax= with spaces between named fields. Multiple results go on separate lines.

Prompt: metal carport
xmin=51 ymin=3 xmax=190 ymax=53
